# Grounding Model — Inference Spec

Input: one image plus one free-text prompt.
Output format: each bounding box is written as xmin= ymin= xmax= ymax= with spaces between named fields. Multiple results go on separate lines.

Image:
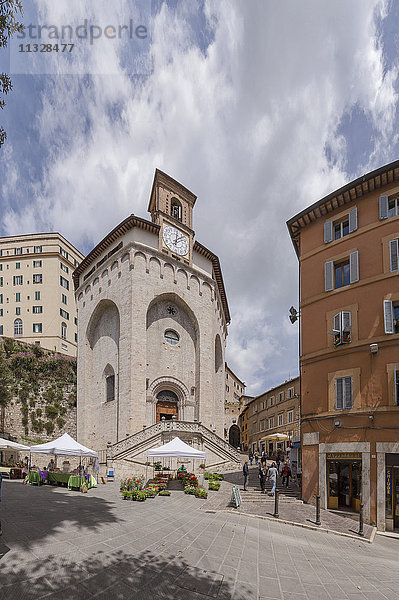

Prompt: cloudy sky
xmin=1 ymin=0 xmax=399 ymax=395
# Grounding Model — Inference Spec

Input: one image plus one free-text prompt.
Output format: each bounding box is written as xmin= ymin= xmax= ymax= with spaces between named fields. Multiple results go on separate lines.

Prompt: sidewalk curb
xmin=220 ymin=508 xmax=377 ymax=543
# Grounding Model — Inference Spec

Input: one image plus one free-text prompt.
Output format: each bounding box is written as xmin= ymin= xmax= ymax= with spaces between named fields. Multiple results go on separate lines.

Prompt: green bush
xmin=56 ymin=417 xmax=65 ymax=429
xmin=158 ymin=490 xmax=171 ymax=496
xmin=45 ymin=405 xmax=58 ymax=419
xmin=21 ymin=416 xmax=28 ymax=427
xmin=184 ymin=485 xmax=196 ymax=495
xmin=44 ymin=421 xmax=55 ymax=435
xmin=29 ymin=399 xmax=36 ymax=407
xmin=136 ymin=491 xmax=147 ymax=502
xmin=36 ymin=408 xmax=42 ymax=417
xmin=43 ymin=389 xmax=56 ymax=404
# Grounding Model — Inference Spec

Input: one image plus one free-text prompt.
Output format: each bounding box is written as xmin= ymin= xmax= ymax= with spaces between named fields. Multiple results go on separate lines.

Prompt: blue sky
xmin=1 ymin=0 xmax=399 ymax=395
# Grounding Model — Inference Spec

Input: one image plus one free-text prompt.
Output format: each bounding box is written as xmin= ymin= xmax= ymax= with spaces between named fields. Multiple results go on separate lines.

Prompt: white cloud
xmin=1 ymin=0 xmax=398 ymax=394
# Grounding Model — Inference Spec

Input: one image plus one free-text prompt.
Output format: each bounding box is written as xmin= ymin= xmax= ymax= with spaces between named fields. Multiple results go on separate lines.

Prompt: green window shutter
xmin=335 ymin=378 xmax=344 ymax=409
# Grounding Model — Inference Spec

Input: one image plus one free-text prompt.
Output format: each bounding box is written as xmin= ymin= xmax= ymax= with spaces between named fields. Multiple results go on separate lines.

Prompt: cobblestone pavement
xmin=0 ymin=479 xmax=398 ymax=600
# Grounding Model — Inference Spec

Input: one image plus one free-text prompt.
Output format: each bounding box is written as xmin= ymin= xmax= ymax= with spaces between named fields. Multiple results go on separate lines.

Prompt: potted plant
xmin=159 ymin=490 xmax=171 ymax=496
xmin=195 ymin=487 xmax=208 ymax=499
xmin=184 ymin=485 xmax=196 ymax=495
xmin=136 ymin=490 xmax=147 ymax=502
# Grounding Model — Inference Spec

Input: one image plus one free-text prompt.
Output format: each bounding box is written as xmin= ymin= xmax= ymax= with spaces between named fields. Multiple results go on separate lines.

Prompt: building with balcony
xmin=0 ymin=233 xmax=83 ymax=356
xmin=287 ymin=159 xmax=399 ymax=530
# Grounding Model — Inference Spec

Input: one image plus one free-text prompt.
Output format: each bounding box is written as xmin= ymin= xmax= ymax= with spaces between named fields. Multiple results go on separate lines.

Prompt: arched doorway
xmin=229 ymin=424 xmax=240 ymax=448
xmin=156 ymin=390 xmax=179 ymax=421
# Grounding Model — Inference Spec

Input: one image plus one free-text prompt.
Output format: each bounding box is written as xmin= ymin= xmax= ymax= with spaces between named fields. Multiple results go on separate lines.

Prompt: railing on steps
xmin=109 ymin=420 xmax=241 ymax=463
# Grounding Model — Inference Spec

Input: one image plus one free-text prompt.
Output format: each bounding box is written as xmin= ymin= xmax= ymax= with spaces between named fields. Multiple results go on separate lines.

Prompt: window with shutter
xmin=332 ymin=311 xmax=352 ymax=345
xmin=325 ymin=261 xmax=334 ymax=291
xmin=395 ymin=367 xmax=399 ymax=407
xmin=324 ymin=221 xmax=333 ymax=243
xmin=348 ymin=208 xmax=358 ymax=233
xmin=384 ymin=300 xmax=399 ymax=334
xmin=335 ymin=376 xmax=353 ymax=410
xmin=379 ymin=195 xmax=388 ymax=219
xmin=389 ymin=239 xmax=399 ymax=272
xmin=349 ymin=251 xmax=359 ymax=283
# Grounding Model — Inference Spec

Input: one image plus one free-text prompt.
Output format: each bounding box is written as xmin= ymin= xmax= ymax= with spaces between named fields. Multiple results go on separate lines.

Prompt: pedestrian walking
xmin=254 ymin=450 xmax=259 ymax=464
xmin=282 ymin=462 xmax=292 ymax=488
xmin=242 ymin=460 xmax=249 ymax=491
xmin=258 ymin=462 xmax=266 ymax=493
xmin=249 ymin=452 xmax=254 ymax=466
xmin=267 ymin=462 xmax=278 ymax=496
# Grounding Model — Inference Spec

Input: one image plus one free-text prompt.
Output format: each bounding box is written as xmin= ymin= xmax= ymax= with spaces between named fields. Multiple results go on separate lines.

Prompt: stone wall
xmin=1 ymin=337 xmax=77 ymax=445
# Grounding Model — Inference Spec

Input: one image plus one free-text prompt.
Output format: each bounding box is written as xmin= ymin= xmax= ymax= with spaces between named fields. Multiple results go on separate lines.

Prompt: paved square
xmin=0 ymin=480 xmax=398 ymax=599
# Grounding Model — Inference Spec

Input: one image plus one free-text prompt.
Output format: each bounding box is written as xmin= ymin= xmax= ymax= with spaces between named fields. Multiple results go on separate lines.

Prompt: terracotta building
xmin=287 ymin=160 xmax=399 ymax=530
xmin=238 ymin=377 xmax=300 ymax=459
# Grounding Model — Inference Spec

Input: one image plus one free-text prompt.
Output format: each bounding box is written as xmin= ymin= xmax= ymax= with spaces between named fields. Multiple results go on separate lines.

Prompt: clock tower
xmin=148 ymin=169 xmax=196 ymax=266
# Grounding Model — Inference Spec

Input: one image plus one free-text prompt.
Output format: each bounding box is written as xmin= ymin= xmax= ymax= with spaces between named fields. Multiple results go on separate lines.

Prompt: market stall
xmin=0 ymin=437 xmax=30 ymax=478
xmin=29 ymin=433 xmax=98 ymax=491
xmin=147 ymin=437 xmax=206 ymax=482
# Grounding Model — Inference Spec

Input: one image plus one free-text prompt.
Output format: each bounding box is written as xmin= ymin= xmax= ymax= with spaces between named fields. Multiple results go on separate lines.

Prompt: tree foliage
xmin=0 ymin=0 xmax=23 ymax=147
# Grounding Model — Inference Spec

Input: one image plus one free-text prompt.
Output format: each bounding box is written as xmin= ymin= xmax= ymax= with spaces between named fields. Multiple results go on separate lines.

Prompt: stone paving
xmin=202 ymin=478 xmax=375 ymax=542
xmin=0 ymin=479 xmax=398 ymax=600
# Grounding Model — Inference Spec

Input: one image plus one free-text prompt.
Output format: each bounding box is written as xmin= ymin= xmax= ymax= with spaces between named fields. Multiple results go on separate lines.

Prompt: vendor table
xmin=67 ymin=475 xmax=97 ymax=490
xmin=28 ymin=471 xmax=97 ymax=490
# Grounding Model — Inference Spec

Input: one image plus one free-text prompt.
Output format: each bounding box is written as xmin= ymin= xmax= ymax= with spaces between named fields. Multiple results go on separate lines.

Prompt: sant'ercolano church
xmin=73 ymin=170 xmax=240 ymax=475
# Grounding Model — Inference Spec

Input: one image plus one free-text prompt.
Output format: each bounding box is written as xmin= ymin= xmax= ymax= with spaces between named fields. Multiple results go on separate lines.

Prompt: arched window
xmin=171 ymin=197 xmax=182 ymax=221
xmin=14 ymin=318 xmax=23 ymax=336
xmin=61 ymin=322 xmax=67 ymax=339
xmin=106 ymin=374 xmax=115 ymax=402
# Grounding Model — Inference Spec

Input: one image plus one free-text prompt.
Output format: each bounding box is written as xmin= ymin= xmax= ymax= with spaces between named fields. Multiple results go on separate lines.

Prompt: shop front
xmin=326 ymin=452 xmax=362 ymax=512
xmin=385 ymin=454 xmax=399 ymax=531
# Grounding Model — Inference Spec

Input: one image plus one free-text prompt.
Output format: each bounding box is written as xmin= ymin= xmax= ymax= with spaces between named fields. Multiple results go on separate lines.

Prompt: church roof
xmin=73 ymin=214 xmax=231 ymax=324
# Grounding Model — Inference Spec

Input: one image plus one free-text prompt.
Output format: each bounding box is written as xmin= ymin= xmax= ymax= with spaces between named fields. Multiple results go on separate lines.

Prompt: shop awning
xmin=260 ymin=433 xmax=290 ymax=442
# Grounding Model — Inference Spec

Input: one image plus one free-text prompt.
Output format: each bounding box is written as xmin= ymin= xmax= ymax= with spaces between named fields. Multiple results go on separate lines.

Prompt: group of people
xmin=242 ymin=457 xmax=292 ymax=496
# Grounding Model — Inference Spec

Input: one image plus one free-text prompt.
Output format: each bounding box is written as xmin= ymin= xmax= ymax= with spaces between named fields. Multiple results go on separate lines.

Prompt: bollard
xmin=273 ymin=489 xmax=279 ymax=518
xmin=358 ymin=503 xmax=364 ymax=537
xmin=315 ymin=494 xmax=321 ymax=526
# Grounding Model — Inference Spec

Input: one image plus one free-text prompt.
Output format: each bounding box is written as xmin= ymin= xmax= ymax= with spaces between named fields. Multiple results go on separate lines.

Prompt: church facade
xmin=73 ymin=170 xmax=240 ymax=474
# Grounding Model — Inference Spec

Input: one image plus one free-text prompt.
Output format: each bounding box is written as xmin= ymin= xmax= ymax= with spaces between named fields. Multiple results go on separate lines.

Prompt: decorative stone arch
xmin=176 ymin=268 xmax=189 ymax=289
xmin=121 ymin=252 xmax=129 ymax=263
xmin=111 ymin=260 xmax=118 ymax=271
xmin=202 ymin=281 xmax=213 ymax=301
xmin=101 ymin=269 xmax=108 ymax=279
xmin=78 ymin=292 xmax=83 ymax=301
xmin=93 ymin=277 xmax=99 ymax=286
xmin=148 ymin=376 xmax=190 ymax=422
xmin=133 ymin=251 xmax=147 ymax=271
xmin=146 ymin=292 xmax=200 ymax=341
xmin=86 ymin=299 xmax=121 ymax=350
xmin=149 ymin=256 xmax=162 ymax=277
xmin=189 ymin=275 xmax=200 ymax=294
xmin=85 ymin=285 xmax=91 ymax=294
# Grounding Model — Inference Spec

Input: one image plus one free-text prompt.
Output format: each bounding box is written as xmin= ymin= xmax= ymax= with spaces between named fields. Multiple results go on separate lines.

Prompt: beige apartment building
xmin=0 ymin=233 xmax=84 ymax=356
xmin=239 ymin=377 xmax=300 ymax=459
xmin=225 ymin=363 xmax=245 ymax=447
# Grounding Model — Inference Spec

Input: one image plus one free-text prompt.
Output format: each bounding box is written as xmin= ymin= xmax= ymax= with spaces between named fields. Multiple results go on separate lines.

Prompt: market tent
xmin=147 ymin=437 xmax=206 ymax=460
xmin=261 ymin=433 xmax=290 ymax=442
xmin=0 ymin=437 xmax=30 ymax=451
xmin=29 ymin=433 xmax=98 ymax=457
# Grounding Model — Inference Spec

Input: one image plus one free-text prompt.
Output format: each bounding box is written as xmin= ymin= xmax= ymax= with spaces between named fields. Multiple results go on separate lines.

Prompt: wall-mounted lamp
xmin=369 ymin=415 xmax=374 ymax=422
xmin=289 ymin=306 xmax=300 ymax=324
xmin=370 ymin=343 xmax=378 ymax=354
xmin=334 ymin=419 xmax=341 ymax=427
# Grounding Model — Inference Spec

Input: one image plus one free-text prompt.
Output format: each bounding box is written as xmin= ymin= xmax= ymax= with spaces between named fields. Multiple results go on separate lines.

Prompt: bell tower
xmin=148 ymin=169 xmax=196 ymax=264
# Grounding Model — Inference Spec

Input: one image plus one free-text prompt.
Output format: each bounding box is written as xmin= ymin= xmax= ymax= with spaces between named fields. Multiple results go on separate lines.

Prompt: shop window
xmin=383 ymin=300 xmax=399 ymax=334
xmin=324 ymin=208 xmax=357 ymax=243
xmin=325 ymin=251 xmax=359 ymax=291
xmin=335 ymin=376 xmax=353 ymax=410
xmin=380 ymin=194 xmax=399 ymax=220
xmin=333 ymin=311 xmax=351 ymax=346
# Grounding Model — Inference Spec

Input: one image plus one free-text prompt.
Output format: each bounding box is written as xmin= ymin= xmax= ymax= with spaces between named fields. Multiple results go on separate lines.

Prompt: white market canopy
xmin=261 ymin=433 xmax=290 ymax=442
xmin=29 ymin=433 xmax=98 ymax=457
xmin=0 ymin=437 xmax=30 ymax=451
xmin=147 ymin=437 xmax=206 ymax=460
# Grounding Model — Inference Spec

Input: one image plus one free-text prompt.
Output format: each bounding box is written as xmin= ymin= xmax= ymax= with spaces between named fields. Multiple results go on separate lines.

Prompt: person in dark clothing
xmin=243 ymin=460 xmax=249 ymax=491
xmin=258 ymin=462 xmax=266 ymax=493
xmin=282 ymin=462 xmax=291 ymax=487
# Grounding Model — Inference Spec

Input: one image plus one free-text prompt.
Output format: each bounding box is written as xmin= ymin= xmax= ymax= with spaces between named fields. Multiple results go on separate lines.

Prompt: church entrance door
xmin=156 ymin=390 xmax=179 ymax=422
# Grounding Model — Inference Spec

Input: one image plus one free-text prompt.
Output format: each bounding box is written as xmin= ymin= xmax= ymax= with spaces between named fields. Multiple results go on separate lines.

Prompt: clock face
xmin=162 ymin=225 xmax=189 ymax=256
